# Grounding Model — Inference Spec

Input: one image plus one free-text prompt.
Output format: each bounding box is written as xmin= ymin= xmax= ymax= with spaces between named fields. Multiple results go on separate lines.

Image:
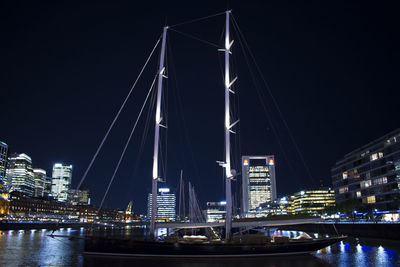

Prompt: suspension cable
xmin=97 ymin=74 xmax=158 ymax=212
xmin=76 ymin=37 xmax=161 ymax=191
xmin=169 ymin=11 xmax=226 ymax=28
xmin=169 ymin=28 xmax=221 ymax=48
xmin=128 ymin=82 xmax=156 ymax=189
xmin=232 ymin=14 xmax=317 ymax=186
xmin=230 ymin=17 xmax=303 ymax=189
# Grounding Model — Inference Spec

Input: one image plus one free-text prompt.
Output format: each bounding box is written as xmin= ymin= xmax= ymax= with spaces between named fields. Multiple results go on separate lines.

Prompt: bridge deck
xmin=155 ymin=218 xmax=322 ymax=229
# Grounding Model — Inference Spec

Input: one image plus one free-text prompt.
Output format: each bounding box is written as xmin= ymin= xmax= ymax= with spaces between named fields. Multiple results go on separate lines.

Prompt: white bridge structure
xmin=155 ymin=218 xmax=322 ymax=229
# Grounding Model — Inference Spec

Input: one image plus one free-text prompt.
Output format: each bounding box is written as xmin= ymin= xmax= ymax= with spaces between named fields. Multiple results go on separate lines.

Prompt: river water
xmin=0 ymin=228 xmax=399 ymax=266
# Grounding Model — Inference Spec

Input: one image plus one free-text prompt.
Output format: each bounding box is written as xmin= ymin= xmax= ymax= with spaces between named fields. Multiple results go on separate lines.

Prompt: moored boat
xmin=84 ymin=234 xmax=347 ymax=258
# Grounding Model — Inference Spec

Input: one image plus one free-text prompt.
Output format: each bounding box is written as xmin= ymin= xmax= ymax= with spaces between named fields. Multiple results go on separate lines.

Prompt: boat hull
xmin=84 ymin=236 xmax=346 ymax=258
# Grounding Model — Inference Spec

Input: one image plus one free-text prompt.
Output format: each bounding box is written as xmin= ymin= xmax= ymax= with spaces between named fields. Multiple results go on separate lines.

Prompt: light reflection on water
xmin=315 ymin=238 xmax=399 ymax=267
xmin=0 ymin=228 xmax=84 ymax=266
xmin=0 ymin=228 xmax=399 ymax=266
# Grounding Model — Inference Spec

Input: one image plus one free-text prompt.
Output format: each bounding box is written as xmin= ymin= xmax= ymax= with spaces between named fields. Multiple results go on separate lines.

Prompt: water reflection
xmin=376 ymin=245 xmax=388 ymax=266
xmin=0 ymin=228 xmax=84 ymax=266
xmin=315 ymin=238 xmax=400 ymax=267
xmin=0 ymin=229 xmax=399 ymax=266
xmin=355 ymin=244 xmax=366 ymax=267
xmin=84 ymin=254 xmax=331 ymax=267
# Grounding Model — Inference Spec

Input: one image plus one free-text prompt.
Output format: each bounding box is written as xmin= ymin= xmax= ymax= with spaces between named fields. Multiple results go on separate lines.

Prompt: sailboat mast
xmin=224 ymin=10 xmax=233 ymax=241
xmin=179 ymin=170 xmax=183 ymax=221
xmin=150 ymin=26 xmax=168 ymax=239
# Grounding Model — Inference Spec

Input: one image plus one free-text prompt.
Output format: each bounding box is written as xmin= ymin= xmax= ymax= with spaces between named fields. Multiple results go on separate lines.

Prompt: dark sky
xmin=1 ymin=1 xmax=399 ymax=213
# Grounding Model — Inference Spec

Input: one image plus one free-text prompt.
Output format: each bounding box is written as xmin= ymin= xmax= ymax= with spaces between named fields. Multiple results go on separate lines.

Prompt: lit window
xmin=339 ymin=187 xmax=348 ymax=194
xmin=342 ymin=172 xmax=348 ymax=179
xmin=356 ymin=191 xmax=361 ymax=198
xmin=370 ymin=153 xmax=378 ymax=161
xmin=367 ymin=196 xmax=376 ymax=204
xmin=361 ymin=180 xmax=372 ymax=189
xmin=378 ymin=152 xmax=384 ymax=158
xmin=373 ymin=177 xmax=388 ymax=185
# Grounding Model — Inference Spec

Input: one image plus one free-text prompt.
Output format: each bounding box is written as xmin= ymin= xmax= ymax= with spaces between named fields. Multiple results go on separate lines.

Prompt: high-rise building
xmin=6 ymin=153 xmax=35 ymax=196
xmin=332 ymin=129 xmax=400 ymax=211
xmin=241 ymin=155 xmax=277 ymax=215
xmin=33 ymin=169 xmax=46 ymax=197
xmin=147 ymin=188 xmax=176 ymax=221
xmin=0 ymin=141 xmax=8 ymax=186
xmin=70 ymin=189 xmax=91 ymax=205
xmin=288 ymin=188 xmax=335 ymax=215
xmin=51 ymin=163 xmax=73 ymax=202
xmin=205 ymin=201 xmax=226 ymax=222
xmin=43 ymin=176 xmax=52 ymax=197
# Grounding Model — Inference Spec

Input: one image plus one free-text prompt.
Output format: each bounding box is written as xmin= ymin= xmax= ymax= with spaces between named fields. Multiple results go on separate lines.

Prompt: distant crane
xmin=125 ymin=201 xmax=134 ymax=223
xmin=126 ymin=201 xmax=133 ymax=215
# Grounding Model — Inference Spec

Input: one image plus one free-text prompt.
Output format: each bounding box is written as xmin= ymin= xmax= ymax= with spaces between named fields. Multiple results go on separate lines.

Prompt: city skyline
xmin=1 ymin=1 xmax=399 ymax=213
xmin=2 ymin=127 xmax=399 ymax=214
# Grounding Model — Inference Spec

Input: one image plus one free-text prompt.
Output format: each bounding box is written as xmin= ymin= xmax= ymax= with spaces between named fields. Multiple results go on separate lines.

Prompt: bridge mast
xmin=223 ymin=10 xmax=236 ymax=241
xmin=150 ymin=26 xmax=168 ymax=239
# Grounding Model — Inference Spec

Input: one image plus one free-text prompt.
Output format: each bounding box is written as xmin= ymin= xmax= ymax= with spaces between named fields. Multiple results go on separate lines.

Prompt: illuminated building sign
xmin=158 ymin=188 xmax=170 ymax=193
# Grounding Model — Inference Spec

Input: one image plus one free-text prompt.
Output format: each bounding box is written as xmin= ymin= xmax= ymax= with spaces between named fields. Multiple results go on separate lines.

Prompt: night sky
xmin=1 ymin=1 xmax=399 ymax=213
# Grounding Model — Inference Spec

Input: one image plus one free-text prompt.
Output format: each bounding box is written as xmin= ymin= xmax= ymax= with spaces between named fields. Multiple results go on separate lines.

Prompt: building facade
xmin=331 ymin=129 xmax=400 ymax=211
xmin=33 ymin=169 xmax=46 ymax=197
xmin=43 ymin=176 xmax=52 ymax=197
xmin=242 ymin=155 xmax=277 ymax=215
xmin=70 ymin=189 xmax=91 ymax=205
xmin=147 ymin=188 xmax=176 ymax=221
xmin=0 ymin=141 xmax=8 ymax=185
xmin=205 ymin=201 xmax=226 ymax=222
xmin=6 ymin=153 xmax=35 ymax=196
xmin=8 ymin=191 xmax=77 ymax=219
xmin=257 ymin=196 xmax=289 ymax=216
xmin=288 ymin=188 xmax=335 ymax=215
xmin=0 ymin=191 xmax=9 ymax=215
xmin=51 ymin=163 xmax=73 ymax=202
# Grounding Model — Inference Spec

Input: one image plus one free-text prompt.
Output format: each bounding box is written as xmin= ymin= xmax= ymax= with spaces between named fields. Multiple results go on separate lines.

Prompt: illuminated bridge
xmin=154 ymin=218 xmax=322 ymax=229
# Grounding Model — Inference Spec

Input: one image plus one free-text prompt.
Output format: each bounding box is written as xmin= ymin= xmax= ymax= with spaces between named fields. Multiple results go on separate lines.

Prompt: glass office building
xmin=6 ymin=153 xmax=35 ymax=196
xmin=147 ymin=188 xmax=176 ymax=221
xmin=70 ymin=189 xmax=91 ymax=205
xmin=288 ymin=188 xmax=335 ymax=215
xmin=0 ymin=141 xmax=8 ymax=186
xmin=51 ymin=163 xmax=73 ymax=202
xmin=241 ymin=155 xmax=277 ymax=215
xmin=205 ymin=201 xmax=226 ymax=222
xmin=33 ymin=168 xmax=46 ymax=197
xmin=332 ymin=129 xmax=400 ymax=210
xmin=43 ymin=175 xmax=52 ymax=197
